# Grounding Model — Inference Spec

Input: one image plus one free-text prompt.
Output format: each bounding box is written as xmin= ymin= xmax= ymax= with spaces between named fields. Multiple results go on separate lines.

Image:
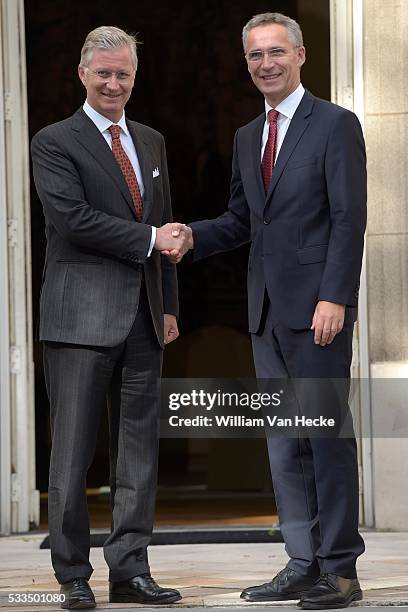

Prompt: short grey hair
xmin=242 ymin=12 xmax=303 ymax=50
xmin=80 ymin=26 xmax=139 ymax=69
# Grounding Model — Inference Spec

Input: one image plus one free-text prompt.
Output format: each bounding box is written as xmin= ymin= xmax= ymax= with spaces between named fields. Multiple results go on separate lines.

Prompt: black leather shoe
xmin=299 ymin=573 xmax=363 ymax=609
xmin=60 ymin=578 xmax=95 ymax=609
xmin=109 ymin=573 xmax=182 ymax=604
xmin=240 ymin=567 xmax=317 ymax=601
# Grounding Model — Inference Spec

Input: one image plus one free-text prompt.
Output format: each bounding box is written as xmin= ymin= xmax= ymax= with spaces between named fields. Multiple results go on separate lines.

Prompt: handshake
xmin=154 ymin=223 xmax=194 ymax=264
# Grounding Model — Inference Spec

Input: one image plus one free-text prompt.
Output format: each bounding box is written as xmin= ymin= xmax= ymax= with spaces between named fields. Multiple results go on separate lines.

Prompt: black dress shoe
xmin=109 ymin=573 xmax=182 ymax=604
xmin=299 ymin=573 xmax=363 ymax=609
xmin=240 ymin=567 xmax=317 ymax=601
xmin=60 ymin=578 xmax=95 ymax=609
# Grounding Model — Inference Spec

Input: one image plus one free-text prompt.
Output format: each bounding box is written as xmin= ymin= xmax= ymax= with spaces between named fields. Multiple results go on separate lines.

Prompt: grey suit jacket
xmin=31 ymin=107 xmax=178 ymax=348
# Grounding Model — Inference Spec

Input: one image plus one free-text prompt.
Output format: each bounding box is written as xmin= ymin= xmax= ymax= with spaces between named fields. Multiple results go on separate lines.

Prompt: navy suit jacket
xmin=191 ymin=90 xmax=367 ymax=332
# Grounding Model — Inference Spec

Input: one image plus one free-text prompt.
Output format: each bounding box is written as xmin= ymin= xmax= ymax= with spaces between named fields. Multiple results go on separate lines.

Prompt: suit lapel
xmin=251 ymin=115 xmax=266 ymax=202
xmin=127 ymin=120 xmax=154 ymax=223
xmin=72 ymin=109 xmax=138 ymax=219
xmin=265 ymin=90 xmax=315 ymax=204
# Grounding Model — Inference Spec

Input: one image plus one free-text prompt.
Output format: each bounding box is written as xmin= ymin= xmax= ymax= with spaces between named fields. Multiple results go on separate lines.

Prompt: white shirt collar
xmin=264 ymin=83 xmax=305 ymax=120
xmin=83 ymin=100 xmax=129 ymax=136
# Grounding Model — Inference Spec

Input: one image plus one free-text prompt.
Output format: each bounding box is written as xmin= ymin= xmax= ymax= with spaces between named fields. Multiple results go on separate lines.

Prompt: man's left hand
xmin=164 ymin=314 xmax=179 ymax=345
xmin=311 ymin=301 xmax=345 ymax=346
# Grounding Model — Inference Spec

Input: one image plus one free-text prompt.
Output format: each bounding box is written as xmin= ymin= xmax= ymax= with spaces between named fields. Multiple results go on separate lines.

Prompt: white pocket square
xmin=153 ymin=167 xmax=160 ymax=178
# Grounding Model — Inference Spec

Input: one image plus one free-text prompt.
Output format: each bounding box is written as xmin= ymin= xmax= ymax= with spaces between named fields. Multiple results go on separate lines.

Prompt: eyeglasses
xmin=246 ymin=47 xmax=299 ymax=63
xmin=85 ymin=68 xmax=134 ymax=82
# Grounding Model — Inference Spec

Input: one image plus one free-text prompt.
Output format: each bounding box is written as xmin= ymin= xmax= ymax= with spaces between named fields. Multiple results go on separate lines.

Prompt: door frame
xmin=0 ymin=0 xmax=38 ymax=534
xmin=329 ymin=0 xmax=374 ymax=527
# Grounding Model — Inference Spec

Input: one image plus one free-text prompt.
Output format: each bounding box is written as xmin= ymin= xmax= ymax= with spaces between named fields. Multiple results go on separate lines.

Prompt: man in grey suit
xmin=168 ymin=12 xmax=366 ymax=610
xmin=31 ymin=26 xmax=190 ymax=609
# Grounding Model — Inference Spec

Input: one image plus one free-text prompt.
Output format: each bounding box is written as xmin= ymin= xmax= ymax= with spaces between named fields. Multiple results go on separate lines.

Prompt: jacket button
xmin=264 ymin=216 xmax=271 ymax=225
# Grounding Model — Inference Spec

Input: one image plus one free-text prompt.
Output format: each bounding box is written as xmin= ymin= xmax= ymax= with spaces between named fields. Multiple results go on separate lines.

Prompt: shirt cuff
xmin=147 ymin=226 xmax=156 ymax=257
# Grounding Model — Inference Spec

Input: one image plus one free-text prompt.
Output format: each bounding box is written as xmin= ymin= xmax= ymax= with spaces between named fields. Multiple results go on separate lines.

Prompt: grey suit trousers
xmin=44 ymin=287 xmax=162 ymax=584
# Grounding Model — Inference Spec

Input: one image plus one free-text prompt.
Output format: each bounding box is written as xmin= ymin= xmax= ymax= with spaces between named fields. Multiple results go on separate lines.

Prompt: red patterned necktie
xmin=261 ymin=109 xmax=279 ymax=192
xmin=108 ymin=124 xmax=143 ymax=220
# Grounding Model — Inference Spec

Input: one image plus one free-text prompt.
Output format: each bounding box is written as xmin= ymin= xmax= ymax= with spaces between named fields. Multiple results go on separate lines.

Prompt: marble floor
xmin=0 ymin=531 xmax=408 ymax=610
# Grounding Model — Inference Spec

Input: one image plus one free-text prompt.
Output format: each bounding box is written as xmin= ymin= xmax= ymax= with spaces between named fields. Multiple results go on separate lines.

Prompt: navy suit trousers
xmin=251 ymin=299 xmax=365 ymax=578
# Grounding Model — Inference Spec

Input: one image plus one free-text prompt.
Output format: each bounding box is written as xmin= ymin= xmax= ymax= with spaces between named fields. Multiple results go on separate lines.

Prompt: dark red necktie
xmin=261 ymin=109 xmax=279 ymax=192
xmin=109 ymin=124 xmax=143 ymax=220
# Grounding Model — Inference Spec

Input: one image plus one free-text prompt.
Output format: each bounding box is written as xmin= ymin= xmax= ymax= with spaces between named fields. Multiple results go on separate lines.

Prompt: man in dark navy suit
xmin=168 ymin=12 xmax=366 ymax=610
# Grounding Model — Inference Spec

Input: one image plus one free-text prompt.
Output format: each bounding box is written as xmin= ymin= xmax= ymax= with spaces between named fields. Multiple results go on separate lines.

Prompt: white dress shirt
xmin=82 ymin=100 xmax=156 ymax=255
xmin=261 ymin=83 xmax=305 ymax=162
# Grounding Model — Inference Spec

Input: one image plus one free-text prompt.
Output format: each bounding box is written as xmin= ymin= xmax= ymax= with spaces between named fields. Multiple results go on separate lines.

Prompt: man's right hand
xmin=154 ymin=223 xmax=193 ymax=264
xmin=155 ymin=223 xmax=193 ymax=262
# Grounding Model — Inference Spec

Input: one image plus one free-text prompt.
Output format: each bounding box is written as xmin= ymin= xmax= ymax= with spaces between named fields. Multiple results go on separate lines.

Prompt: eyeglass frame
xmin=245 ymin=46 xmax=302 ymax=63
xmin=83 ymin=67 xmax=135 ymax=82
